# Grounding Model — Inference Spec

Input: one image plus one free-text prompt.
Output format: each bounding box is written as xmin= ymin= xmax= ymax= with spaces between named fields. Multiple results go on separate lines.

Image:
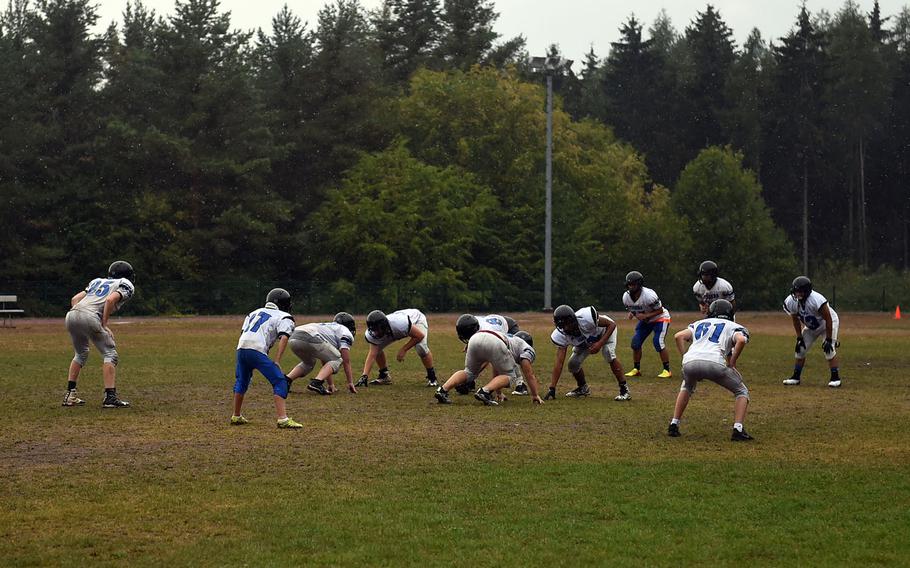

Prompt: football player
xmin=434 ymin=327 xmax=542 ymax=404
xmin=669 ymin=299 xmax=753 ymax=441
xmin=622 ymin=271 xmax=673 ymax=378
xmin=434 ymin=315 xmax=542 ymax=405
xmin=286 ymin=312 xmax=357 ymax=395
xmin=693 ymin=260 xmax=736 ymax=315
xmin=356 ymin=309 xmax=437 ymax=387
xmin=231 ymin=288 xmax=302 ymax=428
xmin=782 ymin=276 xmax=843 ymax=388
xmin=544 ymin=305 xmax=630 ymax=401
xmin=62 ymin=261 xmax=135 ymax=408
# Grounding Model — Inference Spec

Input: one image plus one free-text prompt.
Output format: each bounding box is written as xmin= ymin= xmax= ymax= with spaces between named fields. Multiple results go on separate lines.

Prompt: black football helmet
xmin=514 ymin=330 xmax=533 ymax=347
xmin=266 ymin=288 xmax=291 ymax=312
xmin=366 ymin=310 xmax=391 ymax=338
xmin=708 ymin=299 xmax=735 ymax=321
xmin=334 ymin=312 xmax=356 ymax=334
xmin=108 ymin=260 xmax=134 ymax=281
xmin=456 ymin=314 xmax=480 ymax=343
xmin=553 ymin=304 xmax=579 ymax=335
xmin=791 ymin=276 xmax=812 ymax=301
xmin=698 ymin=260 xmax=718 ymax=286
xmin=505 ymin=316 xmax=520 ymax=335
xmin=625 ymin=271 xmax=644 ymax=292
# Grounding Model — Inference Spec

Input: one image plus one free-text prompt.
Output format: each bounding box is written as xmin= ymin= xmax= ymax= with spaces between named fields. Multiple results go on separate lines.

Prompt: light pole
xmin=530 ymin=56 xmax=571 ymax=312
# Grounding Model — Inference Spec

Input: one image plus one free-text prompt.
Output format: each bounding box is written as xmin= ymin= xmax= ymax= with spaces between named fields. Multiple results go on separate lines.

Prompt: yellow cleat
xmin=624 ymin=368 xmax=641 ymax=377
xmin=277 ymin=417 xmax=304 ymax=429
xmin=230 ymin=415 xmax=250 ymax=425
xmin=657 ymin=370 xmax=673 ymax=379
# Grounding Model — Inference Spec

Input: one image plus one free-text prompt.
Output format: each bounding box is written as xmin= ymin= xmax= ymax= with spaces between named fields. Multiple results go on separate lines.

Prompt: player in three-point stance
xmin=62 ymin=261 xmax=135 ymax=408
xmin=434 ymin=315 xmax=542 ymax=406
xmin=285 ymin=312 xmax=357 ymax=395
xmin=231 ymin=288 xmax=302 ymax=428
xmin=544 ymin=305 xmax=630 ymax=401
xmin=356 ymin=309 xmax=437 ymax=387
xmin=622 ymin=271 xmax=673 ymax=378
xmin=782 ymin=276 xmax=843 ymax=388
xmin=669 ymin=299 xmax=753 ymax=441
xmin=693 ymin=260 xmax=735 ymax=315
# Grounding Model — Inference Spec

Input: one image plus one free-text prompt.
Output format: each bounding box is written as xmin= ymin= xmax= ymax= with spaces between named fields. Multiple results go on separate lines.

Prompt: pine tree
xmin=767 ymin=4 xmax=827 ymax=273
xmin=373 ymin=0 xmax=442 ymax=84
xmin=682 ymin=5 xmax=736 ymax=157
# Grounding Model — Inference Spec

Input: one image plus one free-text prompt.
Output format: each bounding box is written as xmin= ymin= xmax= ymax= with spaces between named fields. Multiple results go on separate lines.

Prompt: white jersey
xmin=71 ymin=277 xmax=135 ymax=317
xmin=508 ymin=335 xmax=536 ymax=364
xmin=783 ymin=291 xmax=836 ymax=332
xmin=682 ymin=317 xmax=750 ymax=366
xmin=365 ymin=309 xmax=426 ymax=344
xmin=297 ymin=322 xmax=354 ymax=351
xmin=623 ymin=287 xmax=670 ymax=323
xmin=478 ymin=314 xmax=510 ymax=334
xmin=550 ymin=306 xmax=611 ymax=348
xmin=693 ymin=277 xmax=735 ymax=306
xmin=236 ymin=306 xmax=296 ymax=354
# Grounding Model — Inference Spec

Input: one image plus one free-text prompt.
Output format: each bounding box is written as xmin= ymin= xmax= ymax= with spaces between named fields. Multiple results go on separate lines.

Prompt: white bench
xmin=0 ymin=295 xmax=25 ymax=328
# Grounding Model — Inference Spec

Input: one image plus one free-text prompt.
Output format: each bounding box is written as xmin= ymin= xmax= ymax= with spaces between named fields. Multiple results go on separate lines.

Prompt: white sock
xmin=733 ymin=422 xmax=743 ymax=432
xmin=671 ymin=418 xmax=680 ymax=426
xmin=278 ymin=416 xmax=288 ymax=422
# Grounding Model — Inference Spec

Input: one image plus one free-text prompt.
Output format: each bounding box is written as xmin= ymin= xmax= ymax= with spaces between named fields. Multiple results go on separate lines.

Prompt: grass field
xmin=1 ymin=311 xmax=909 ymax=566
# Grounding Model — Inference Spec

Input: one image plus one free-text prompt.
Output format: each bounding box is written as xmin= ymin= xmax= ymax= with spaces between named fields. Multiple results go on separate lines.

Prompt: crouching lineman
xmin=434 ymin=315 xmax=542 ymax=405
xmin=669 ymin=300 xmax=753 ymax=441
xmin=231 ymin=288 xmax=302 ymax=428
xmin=62 ymin=260 xmax=135 ymax=408
xmin=356 ymin=309 xmax=438 ymax=387
xmin=544 ymin=305 xmax=630 ymax=401
xmin=782 ymin=276 xmax=843 ymax=388
xmin=286 ymin=312 xmax=357 ymax=395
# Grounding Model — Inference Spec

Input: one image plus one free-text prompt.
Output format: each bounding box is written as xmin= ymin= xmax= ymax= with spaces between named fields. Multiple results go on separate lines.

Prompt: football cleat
xmin=624 ymin=368 xmax=641 ymax=377
xmin=614 ymin=384 xmax=631 ymax=401
xmin=62 ymin=389 xmax=85 ymax=407
xmin=370 ymin=375 xmax=392 ymax=386
xmin=782 ymin=378 xmax=801 ymax=386
xmin=426 ymin=377 xmax=438 ymax=387
xmin=668 ymin=423 xmax=681 ymax=437
xmin=565 ymin=384 xmax=591 ymax=398
xmin=307 ymin=379 xmax=331 ymax=395
xmin=657 ymin=369 xmax=673 ymax=379
xmin=434 ymin=388 xmax=451 ymax=404
xmin=355 ymin=374 xmax=369 ymax=388
xmin=731 ymin=428 xmax=754 ymax=442
xmin=511 ymin=383 xmax=529 ymax=396
xmin=827 ymin=379 xmax=842 ymax=388
xmin=474 ymin=388 xmax=499 ymax=406
xmin=230 ymin=415 xmax=250 ymax=425
xmin=277 ymin=417 xmax=303 ymax=429
xmin=102 ymin=396 xmax=130 ymax=408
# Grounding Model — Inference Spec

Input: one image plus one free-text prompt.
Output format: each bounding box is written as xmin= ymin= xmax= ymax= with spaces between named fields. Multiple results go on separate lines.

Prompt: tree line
xmin=1 ymin=0 xmax=906 ymax=315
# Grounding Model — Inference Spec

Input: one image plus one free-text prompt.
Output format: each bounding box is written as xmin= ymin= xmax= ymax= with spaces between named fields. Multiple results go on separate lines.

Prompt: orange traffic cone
xmin=895 ymin=306 xmax=902 ymax=320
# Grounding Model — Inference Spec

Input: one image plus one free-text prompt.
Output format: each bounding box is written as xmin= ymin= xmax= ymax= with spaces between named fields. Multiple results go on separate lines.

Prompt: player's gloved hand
xmin=795 ymin=337 xmax=806 ymax=353
xmin=543 ymin=387 xmax=556 ymax=401
xmin=822 ymin=338 xmax=834 ymax=354
xmin=355 ymin=374 xmax=369 ymax=387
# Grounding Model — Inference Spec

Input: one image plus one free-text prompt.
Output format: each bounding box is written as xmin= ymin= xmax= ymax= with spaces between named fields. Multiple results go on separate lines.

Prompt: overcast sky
xmin=92 ymin=0 xmax=908 ymax=67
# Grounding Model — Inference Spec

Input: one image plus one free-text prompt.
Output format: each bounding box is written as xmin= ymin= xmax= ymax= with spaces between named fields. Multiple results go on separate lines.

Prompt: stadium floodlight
xmin=530 ymin=56 xmax=572 ymax=311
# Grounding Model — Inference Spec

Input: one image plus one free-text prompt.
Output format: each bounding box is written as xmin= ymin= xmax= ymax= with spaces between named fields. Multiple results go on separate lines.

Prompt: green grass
xmin=1 ymin=312 xmax=908 ymax=566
